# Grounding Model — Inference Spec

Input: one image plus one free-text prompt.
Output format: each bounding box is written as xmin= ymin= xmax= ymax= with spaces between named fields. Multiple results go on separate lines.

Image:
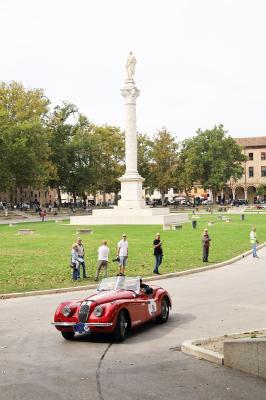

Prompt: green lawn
xmin=0 ymin=215 xmax=265 ymax=294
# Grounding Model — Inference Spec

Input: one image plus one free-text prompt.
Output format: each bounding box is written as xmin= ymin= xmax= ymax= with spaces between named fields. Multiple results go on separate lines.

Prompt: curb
xmin=181 ymin=339 xmax=223 ymax=365
xmin=181 ymin=327 xmax=266 ymax=366
xmin=1 ymin=243 xmax=265 ymax=300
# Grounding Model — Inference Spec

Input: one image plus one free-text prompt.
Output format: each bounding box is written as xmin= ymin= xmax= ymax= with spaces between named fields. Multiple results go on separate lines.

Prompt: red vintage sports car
xmin=52 ymin=276 xmax=171 ymax=342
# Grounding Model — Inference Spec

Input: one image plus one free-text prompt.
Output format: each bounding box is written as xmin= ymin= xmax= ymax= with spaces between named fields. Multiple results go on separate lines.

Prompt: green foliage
xmin=149 ymin=128 xmax=179 ymax=202
xmin=179 ymin=125 xmax=246 ymax=195
xmin=0 ymin=81 xmax=53 ymax=194
xmin=137 ymin=133 xmax=153 ymax=189
xmin=89 ymin=125 xmax=125 ymax=202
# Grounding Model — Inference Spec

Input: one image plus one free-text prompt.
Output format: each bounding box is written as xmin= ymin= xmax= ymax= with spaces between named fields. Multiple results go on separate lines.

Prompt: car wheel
xmin=155 ymin=297 xmax=169 ymax=324
xmin=113 ymin=310 xmax=128 ymax=342
xmin=61 ymin=331 xmax=75 ymax=340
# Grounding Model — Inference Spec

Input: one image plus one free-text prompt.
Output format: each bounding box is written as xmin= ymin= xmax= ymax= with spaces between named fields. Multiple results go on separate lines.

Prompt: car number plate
xmin=74 ymin=322 xmax=90 ymax=333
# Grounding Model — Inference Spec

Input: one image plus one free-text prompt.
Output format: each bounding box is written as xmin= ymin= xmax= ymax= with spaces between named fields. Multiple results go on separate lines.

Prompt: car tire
xmin=155 ymin=297 xmax=169 ymax=324
xmin=113 ymin=310 xmax=128 ymax=342
xmin=61 ymin=331 xmax=75 ymax=340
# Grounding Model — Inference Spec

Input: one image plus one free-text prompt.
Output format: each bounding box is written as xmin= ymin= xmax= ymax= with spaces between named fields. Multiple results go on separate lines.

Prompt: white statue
xmin=126 ymin=52 xmax=137 ymax=80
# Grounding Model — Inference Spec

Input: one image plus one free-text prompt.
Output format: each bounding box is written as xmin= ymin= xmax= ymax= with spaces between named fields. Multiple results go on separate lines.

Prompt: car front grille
xmin=78 ymin=302 xmax=90 ymax=322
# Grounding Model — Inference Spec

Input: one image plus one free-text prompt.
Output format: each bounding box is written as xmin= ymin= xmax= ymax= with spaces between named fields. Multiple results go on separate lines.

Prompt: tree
xmin=149 ymin=128 xmax=179 ymax=205
xmin=137 ymin=133 xmax=153 ymax=189
xmin=47 ymin=103 xmax=93 ymax=204
xmin=89 ymin=125 xmax=125 ymax=204
xmin=0 ymin=81 xmax=53 ymax=203
xmin=256 ymin=185 xmax=266 ymax=201
xmin=180 ymin=125 xmax=246 ymax=200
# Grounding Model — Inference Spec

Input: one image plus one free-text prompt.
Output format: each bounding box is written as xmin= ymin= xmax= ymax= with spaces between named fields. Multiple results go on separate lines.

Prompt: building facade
xmin=226 ymin=137 xmax=266 ymax=203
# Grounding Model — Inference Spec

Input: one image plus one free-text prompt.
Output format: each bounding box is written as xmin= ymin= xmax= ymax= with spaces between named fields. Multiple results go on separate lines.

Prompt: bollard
xmin=241 ymin=214 xmax=245 ymax=221
xmin=192 ymin=220 xmax=197 ymax=229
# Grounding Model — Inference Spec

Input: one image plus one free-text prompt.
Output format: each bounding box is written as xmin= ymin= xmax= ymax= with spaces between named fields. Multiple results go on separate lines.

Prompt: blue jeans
xmin=153 ymin=254 xmax=163 ymax=273
xmin=79 ymin=260 xmax=87 ymax=277
xmin=252 ymin=242 xmax=257 ymax=257
xmin=72 ymin=262 xmax=80 ymax=280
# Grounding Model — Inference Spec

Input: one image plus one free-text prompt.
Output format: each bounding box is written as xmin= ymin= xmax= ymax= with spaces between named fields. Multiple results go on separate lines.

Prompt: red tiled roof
xmin=235 ymin=137 xmax=266 ymax=147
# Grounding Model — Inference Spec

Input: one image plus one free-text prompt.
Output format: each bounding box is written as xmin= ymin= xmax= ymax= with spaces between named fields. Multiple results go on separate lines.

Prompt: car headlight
xmin=62 ymin=305 xmax=71 ymax=317
xmin=94 ymin=305 xmax=104 ymax=317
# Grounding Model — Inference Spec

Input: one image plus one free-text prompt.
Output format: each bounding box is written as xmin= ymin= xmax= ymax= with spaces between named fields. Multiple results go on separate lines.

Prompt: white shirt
xmin=117 ymin=240 xmax=128 ymax=257
xmin=98 ymin=245 xmax=110 ymax=261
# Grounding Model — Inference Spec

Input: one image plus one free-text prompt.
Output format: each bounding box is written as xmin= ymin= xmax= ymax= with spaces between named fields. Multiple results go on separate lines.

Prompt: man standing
xmin=76 ymin=238 xmax=88 ymax=278
xmin=116 ymin=234 xmax=128 ymax=276
xmin=202 ymin=228 xmax=211 ymax=262
xmin=153 ymin=233 xmax=163 ymax=275
xmin=95 ymin=240 xmax=110 ymax=281
xmin=250 ymin=227 xmax=259 ymax=258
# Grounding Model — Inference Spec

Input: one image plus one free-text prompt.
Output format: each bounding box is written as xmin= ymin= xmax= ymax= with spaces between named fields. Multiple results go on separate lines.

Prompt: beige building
xmin=0 ymin=187 xmax=57 ymax=207
xmin=225 ymin=137 xmax=266 ymax=203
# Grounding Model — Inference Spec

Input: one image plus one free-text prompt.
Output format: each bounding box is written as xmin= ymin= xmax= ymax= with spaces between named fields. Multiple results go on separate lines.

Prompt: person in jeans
xmin=95 ymin=240 xmax=110 ymax=281
xmin=153 ymin=233 xmax=163 ymax=275
xmin=116 ymin=234 xmax=128 ymax=276
xmin=202 ymin=228 xmax=211 ymax=262
xmin=250 ymin=227 xmax=259 ymax=258
xmin=76 ymin=237 xmax=88 ymax=278
xmin=70 ymin=244 xmax=80 ymax=281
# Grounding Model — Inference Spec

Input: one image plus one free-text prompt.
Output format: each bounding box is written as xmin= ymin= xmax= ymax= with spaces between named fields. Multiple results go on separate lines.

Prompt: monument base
xmin=70 ymin=207 xmax=189 ymax=226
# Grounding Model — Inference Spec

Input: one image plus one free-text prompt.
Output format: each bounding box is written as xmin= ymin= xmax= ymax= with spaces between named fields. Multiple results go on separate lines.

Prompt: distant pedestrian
xmin=250 ymin=227 xmax=259 ymax=258
xmin=70 ymin=244 xmax=80 ymax=281
xmin=39 ymin=209 xmax=46 ymax=222
xmin=153 ymin=233 xmax=163 ymax=275
xmin=95 ymin=240 xmax=110 ymax=281
xmin=116 ymin=234 xmax=128 ymax=276
xmin=202 ymin=228 xmax=211 ymax=262
xmin=76 ymin=237 xmax=88 ymax=278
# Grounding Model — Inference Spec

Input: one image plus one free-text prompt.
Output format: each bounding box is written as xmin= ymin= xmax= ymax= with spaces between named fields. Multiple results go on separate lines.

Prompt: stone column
xmin=118 ymin=79 xmax=145 ymax=209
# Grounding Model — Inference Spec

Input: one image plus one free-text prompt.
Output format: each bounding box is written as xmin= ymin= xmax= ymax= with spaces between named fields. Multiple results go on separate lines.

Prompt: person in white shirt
xmin=116 ymin=234 xmax=128 ymax=276
xmin=95 ymin=240 xmax=110 ymax=281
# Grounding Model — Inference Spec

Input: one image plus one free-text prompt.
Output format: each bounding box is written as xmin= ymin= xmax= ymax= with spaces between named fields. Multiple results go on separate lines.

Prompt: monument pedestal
xmin=118 ymin=172 xmax=146 ymax=209
xmin=70 ymin=207 xmax=189 ymax=226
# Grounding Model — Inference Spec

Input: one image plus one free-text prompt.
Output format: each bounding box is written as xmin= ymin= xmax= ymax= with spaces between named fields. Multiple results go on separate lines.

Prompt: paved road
xmin=1 ymin=249 xmax=266 ymax=400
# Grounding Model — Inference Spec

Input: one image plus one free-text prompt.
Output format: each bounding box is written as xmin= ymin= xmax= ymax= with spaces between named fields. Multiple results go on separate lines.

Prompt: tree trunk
xmin=73 ymin=192 xmax=77 ymax=206
xmin=103 ymin=188 xmax=106 ymax=205
xmin=161 ymin=191 xmax=166 ymax=206
xmin=56 ymin=186 xmax=62 ymax=206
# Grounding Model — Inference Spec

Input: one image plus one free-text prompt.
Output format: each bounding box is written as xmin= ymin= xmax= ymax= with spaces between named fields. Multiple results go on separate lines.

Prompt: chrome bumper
xmin=52 ymin=322 xmax=113 ymax=327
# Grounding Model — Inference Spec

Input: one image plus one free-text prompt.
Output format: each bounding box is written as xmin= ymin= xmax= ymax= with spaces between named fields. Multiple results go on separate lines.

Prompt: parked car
xmin=202 ymin=200 xmax=213 ymax=205
xmin=52 ymin=276 xmax=172 ymax=342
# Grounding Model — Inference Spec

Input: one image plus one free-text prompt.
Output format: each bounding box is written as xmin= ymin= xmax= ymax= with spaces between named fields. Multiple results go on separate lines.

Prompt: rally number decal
xmin=148 ymin=300 xmax=157 ymax=316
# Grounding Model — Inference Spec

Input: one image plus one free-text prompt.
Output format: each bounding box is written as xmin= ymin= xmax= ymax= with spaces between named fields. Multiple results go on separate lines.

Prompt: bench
xmin=18 ymin=229 xmax=34 ymax=235
xmin=76 ymin=229 xmax=93 ymax=235
xmin=171 ymin=224 xmax=183 ymax=230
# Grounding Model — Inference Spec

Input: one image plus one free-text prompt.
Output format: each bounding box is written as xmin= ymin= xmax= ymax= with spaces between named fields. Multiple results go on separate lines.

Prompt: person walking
xmin=95 ymin=240 xmax=110 ymax=281
xmin=153 ymin=233 xmax=163 ymax=275
xmin=70 ymin=244 xmax=80 ymax=281
xmin=250 ymin=227 xmax=259 ymax=258
xmin=202 ymin=228 xmax=211 ymax=262
xmin=116 ymin=234 xmax=128 ymax=276
xmin=76 ymin=237 xmax=88 ymax=278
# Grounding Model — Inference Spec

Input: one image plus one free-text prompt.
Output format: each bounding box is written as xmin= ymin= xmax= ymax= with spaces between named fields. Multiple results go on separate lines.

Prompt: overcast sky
xmin=1 ymin=0 xmax=266 ymax=139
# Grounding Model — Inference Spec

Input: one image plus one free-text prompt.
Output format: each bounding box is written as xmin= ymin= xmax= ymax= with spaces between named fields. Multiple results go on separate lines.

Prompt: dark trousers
xmin=202 ymin=246 xmax=209 ymax=262
xmin=153 ymin=254 xmax=163 ymax=273
xmin=79 ymin=261 xmax=87 ymax=278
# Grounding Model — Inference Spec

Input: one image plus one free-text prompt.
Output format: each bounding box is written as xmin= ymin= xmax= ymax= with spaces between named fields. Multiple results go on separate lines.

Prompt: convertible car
xmin=52 ymin=276 xmax=171 ymax=342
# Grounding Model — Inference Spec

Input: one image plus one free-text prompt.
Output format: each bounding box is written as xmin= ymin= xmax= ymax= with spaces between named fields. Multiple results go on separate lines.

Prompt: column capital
xmin=121 ymin=83 xmax=140 ymax=104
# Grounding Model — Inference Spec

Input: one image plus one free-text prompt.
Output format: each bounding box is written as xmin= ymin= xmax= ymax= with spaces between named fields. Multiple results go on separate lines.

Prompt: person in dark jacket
xmin=202 ymin=228 xmax=211 ymax=262
xmin=153 ymin=233 xmax=163 ymax=274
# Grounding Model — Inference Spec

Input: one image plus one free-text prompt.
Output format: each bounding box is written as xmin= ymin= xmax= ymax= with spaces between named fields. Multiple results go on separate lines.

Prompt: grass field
xmin=0 ymin=214 xmax=265 ymax=294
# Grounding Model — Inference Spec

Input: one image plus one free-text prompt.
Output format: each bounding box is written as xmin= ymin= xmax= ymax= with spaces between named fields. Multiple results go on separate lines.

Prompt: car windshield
xmin=97 ymin=276 xmax=140 ymax=293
